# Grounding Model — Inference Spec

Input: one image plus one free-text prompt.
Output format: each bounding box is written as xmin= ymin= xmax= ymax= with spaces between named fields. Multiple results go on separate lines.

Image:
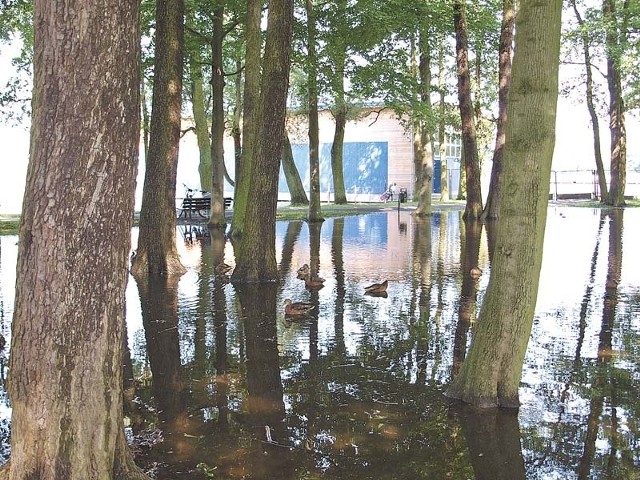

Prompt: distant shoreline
xmin=2 ymin=198 xmax=637 ymax=236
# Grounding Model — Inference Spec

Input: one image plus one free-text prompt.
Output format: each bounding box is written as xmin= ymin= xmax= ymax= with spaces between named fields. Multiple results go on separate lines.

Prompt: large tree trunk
xmin=230 ymin=0 xmax=261 ymax=238
xmin=231 ymin=0 xmax=294 ymax=282
xmin=413 ymin=26 xmax=434 ymax=217
xmin=132 ymin=0 xmax=186 ymax=278
xmin=307 ymin=0 xmax=323 ymax=222
xmin=453 ymin=0 xmax=483 ymax=220
xmin=282 ymin=133 xmax=309 ymax=205
xmin=445 ymin=0 xmax=562 ymax=408
xmin=209 ymin=3 xmax=227 ymax=228
xmin=189 ymin=48 xmax=213 ymax=193
xmin=5 ymin=0 xmax=147 ymax=476
xmin=481 ymin=0 xmax=514 ymax=221
xmin=603 ymin=0 xmax=627 ymax=207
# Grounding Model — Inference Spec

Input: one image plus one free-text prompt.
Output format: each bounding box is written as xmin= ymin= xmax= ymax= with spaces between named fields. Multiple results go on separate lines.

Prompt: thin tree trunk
xmin=189 ymin=49 xmax=213 ymax=193
xmin=453 ymin=0 xmax=483 ymax=219
xmin=413 ymin=25 xmax=434 ymax=217
xmin=231 ymin=58 xmax=242 ymax=187
xmin=482 ymin=0 xmax=514 ymax=220
xmin=330 ymin=14 xmax=348 ymax=205
xmin=6 ymin=0 xmax=147 ymax=475
xmin=132 ymin=0 xmax=186 ymax=278
xmin=307 ymin=0 xmax=323 ymax=222
xmin=438 ymin=37 xmax=449 ymax=201
xmin=282 ymin=133 xmax=309 ymax=205
xmin=331 ymin=104 xmax=348 ymax=204
xmin=569 ymin=0 xmax=607 ymax=202
xmin=209 ymin=3 xmax=227 ymax=228
xmin=141 ymin=79 xmax=150 ymax=162
xmin=445 ymin=0 xmax=562 ymax=408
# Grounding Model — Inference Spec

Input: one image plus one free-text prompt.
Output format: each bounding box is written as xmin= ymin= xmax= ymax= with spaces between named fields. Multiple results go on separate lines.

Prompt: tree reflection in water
xmin=0 ymin=208 xmax=639 ymax=478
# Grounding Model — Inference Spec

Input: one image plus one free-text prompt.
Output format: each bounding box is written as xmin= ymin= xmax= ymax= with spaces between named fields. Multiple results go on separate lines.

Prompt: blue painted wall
xmin=279 ymin=141 xmax=389 ymax=196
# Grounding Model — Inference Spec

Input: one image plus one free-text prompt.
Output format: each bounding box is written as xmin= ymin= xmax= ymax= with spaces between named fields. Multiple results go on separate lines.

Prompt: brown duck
xmin=297 ymin=264 xmax=310 ymax=279
xmin=284 ymin=299 xmax=315 ymax=317
xmin=364 ymin=280 xmax=388 ymax=295
xmin=215 ymin=262 xmax=233 ymax=275
xmin=304 ymin=273 xmax=325 ymax=290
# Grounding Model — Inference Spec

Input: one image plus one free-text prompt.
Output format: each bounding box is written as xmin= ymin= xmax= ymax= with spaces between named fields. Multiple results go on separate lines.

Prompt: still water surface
xmin=0 ymin=206 xmax=639 ymax=479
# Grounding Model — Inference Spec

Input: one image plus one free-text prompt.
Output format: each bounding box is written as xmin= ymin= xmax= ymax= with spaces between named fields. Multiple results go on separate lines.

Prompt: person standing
xmin=390 ymin=183 xmax=398 ymax=201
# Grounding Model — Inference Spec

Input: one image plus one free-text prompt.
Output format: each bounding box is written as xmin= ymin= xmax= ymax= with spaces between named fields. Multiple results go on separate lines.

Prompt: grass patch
xmin=275 ymin=202 xmax=402 ymax=221
xmin=557 ymin=199 xmax=640 ymax=208
xmin=275 ymin=200 xmax=466 ymax=221
xmin=0 ymin=220 xmax=20 ymax=235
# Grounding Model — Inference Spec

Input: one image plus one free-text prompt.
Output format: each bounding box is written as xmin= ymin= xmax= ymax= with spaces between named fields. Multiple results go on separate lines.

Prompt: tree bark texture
xmin=209 ymin=3 xmax=227 ymax=228
xmin=6 ymin=0 xmax=147 ymax=477
xmin=482 ymin=0 xmax=514 ymax=221
xmin=453 ymin=0 xmax=483 ymax=219
xmin=445 ymin=0 xmax=562 ymax=408
xmin=232 ymin=0 xmax=294 ymax=282
xmin=230 ymin=0 xmax=261 ymax=237
xmin=132 ymin=0 xmax=186 ymax=278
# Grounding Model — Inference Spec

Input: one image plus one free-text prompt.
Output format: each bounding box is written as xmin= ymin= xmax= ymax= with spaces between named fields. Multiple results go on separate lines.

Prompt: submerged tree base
xmin=444 ymin=389 xmax=499 ymax=409
xmin=130 ymin=251 xmax=187 ymax=278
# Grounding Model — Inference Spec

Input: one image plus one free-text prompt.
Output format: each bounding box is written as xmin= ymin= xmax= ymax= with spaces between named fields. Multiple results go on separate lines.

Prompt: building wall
xmin=285 ymin=108 xmax=416 ymax=201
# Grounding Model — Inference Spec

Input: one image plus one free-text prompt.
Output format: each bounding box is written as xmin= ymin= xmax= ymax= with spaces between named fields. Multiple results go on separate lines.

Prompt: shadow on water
xmin=1 ymin=208 xmax=640 ymax=478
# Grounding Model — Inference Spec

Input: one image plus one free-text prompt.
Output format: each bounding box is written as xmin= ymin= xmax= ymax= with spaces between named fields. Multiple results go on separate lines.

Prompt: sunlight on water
xmin=0 ymin=207 xmax=639 ymax=479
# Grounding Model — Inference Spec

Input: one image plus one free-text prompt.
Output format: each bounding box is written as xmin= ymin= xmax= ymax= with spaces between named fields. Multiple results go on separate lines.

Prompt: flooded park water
xmin=0 ymin=205 xmax=639 ymax=479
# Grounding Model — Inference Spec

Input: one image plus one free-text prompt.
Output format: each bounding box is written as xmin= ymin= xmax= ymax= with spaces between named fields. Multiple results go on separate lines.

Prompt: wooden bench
xmin=177 ymin=196 xmax=232 ymax=219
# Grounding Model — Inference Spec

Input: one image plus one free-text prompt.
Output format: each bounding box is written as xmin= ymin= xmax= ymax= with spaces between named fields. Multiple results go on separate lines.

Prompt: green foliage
xmin=0 ymin=0 xmax=32 ymax=124
xmin=0 ymin=0 xmax=32 ymax=44
xmin=562 ymin=0 xmax=640 ymax=113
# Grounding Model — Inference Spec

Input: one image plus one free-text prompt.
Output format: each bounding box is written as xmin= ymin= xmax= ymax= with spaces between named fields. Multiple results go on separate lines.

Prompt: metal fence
xmin=549 ymin=169 xmax=640 ymax=200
